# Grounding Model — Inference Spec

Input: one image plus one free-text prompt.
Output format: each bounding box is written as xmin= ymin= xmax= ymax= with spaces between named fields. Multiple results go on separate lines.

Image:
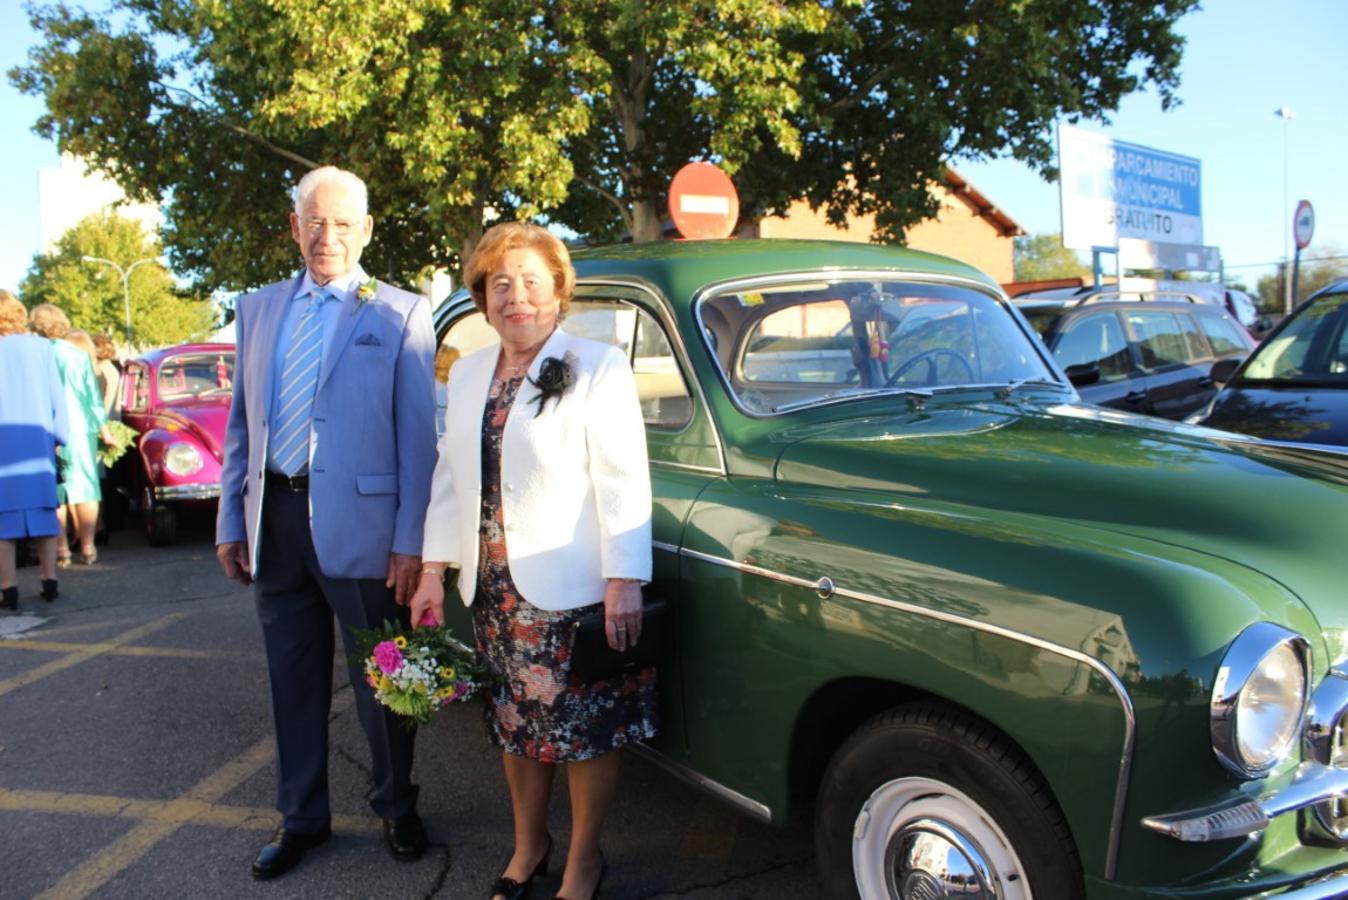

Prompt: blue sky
xmin=2 ymin=0 xmax=1345 ymax=292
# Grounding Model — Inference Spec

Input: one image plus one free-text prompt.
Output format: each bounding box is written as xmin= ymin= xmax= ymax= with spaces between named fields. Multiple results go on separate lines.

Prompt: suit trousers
xmin=253 ymin=485 xmax=418 ymax=831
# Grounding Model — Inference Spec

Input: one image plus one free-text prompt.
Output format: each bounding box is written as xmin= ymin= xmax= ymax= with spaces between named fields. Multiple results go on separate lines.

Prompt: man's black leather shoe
xmin=250 ymin=825 xmax=331 ymax=880
xmin=383 ymin=812 xmax=428 ymax=861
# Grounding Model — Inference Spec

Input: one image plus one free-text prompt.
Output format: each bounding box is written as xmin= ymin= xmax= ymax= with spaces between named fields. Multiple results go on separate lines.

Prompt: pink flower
xmin=373 ymin=641 xmax=404 ymax=674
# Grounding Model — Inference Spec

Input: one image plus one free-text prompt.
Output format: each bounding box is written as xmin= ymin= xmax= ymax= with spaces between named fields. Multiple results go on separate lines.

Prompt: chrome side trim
xmin=628 ymin=742 xmax=773 ymax=824
xmin=651 ymin=540 xmax=679 ymax=555
xmin=155 ymin=484 xmax=222 ymax=501
xmin=677 ymin=546 xmax=1135 ymax=881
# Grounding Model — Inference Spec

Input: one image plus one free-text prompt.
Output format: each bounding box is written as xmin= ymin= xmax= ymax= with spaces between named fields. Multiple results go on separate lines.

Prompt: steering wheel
xmin=884 ymin=349 xmax=975 ymax=387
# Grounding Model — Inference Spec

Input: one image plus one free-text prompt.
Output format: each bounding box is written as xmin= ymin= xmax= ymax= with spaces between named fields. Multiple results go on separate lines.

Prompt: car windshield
xmin=1241 ymin=291 xmax=1348 ymax=385
xmin=158 ymin=352 xmax=235 ymax=399
xmin=698 ymin=276 xmax=1057 ymax=414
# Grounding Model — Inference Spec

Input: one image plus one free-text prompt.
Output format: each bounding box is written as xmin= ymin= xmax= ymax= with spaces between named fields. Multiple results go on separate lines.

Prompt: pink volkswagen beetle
xmin=117 ymin=342 xmax=234 ymax=545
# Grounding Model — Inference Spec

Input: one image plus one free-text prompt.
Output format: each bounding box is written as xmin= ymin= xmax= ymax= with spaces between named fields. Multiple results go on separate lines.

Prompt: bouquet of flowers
xmin=353 ymin=621 xmax=483 ymax=726
xmin=98 ymin=420 xmax=139 ymax=468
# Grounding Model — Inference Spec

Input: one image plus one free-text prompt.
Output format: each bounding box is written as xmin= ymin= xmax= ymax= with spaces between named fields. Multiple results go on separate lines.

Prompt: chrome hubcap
xmin=852 ymin=777 xmax=1030 ymax=900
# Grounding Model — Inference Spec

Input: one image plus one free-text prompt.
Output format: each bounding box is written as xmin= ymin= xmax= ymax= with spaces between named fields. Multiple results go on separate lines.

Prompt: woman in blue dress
xmin=0 ymin=291 xmax=68 ymax=610
xmin=29 ymin=304 xmax=108 ymax=566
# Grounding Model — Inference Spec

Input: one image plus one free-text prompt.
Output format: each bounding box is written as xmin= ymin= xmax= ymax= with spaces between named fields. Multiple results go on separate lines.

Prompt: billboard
xmin=1058 ymin=124 xmax=1202 ymax=250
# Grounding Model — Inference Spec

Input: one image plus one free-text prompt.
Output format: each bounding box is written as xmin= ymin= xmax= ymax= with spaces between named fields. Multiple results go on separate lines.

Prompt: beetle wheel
xmin=142 ymin=484 xmax=178 ymax=547
xmin=815 ymin=703 xmax=1083 ymax=900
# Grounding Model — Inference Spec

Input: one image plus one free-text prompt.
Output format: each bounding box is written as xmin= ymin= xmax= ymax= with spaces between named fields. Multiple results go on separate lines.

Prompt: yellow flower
xmin=439 ymin=667 xmax=456 ymax=680
xmin=394 ymin=636 xmax=409 ymax=649
xmin=377 ymin=675 xmax=392 ymax=692
xmin=413 ymin=681 xmax=428 ymax=695
xmin=435 ymin=687 xmax=455 ymax=699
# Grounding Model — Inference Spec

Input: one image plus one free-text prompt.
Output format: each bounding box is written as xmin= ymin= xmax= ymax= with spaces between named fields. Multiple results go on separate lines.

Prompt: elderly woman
xmin=0 ymin=291 xmax=68 ymax=610
xmin=29 ymin=305 xmax=109 ymax=566
xmin=411 ymin=223 xmax=655 ymax=900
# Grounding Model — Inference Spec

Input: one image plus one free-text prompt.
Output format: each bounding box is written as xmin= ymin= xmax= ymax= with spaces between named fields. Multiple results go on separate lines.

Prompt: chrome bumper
xmin=153 ymin=484 xmax=221 ymax=502
xmin=1250 ymin=870 xmax=1348 ymax=899
xmin=1141 ymin=762 xmax=1348 ymax=841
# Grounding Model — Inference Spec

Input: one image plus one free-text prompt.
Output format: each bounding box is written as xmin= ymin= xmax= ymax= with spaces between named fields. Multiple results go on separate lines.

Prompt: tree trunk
xmin=630 ymin=198 xmax=663 ymax=242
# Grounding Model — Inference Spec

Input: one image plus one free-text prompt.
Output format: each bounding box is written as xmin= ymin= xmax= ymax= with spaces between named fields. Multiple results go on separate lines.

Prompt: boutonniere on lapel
xmin=527 ymin=351 xmax=577 ymax=417
xmin=355 ymin=277 xmax=378 ymax=310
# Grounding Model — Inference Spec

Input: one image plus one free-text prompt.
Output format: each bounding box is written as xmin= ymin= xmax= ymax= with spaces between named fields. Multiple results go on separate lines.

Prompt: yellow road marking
xmin=0 ymin=639 xmax=261 ymax=662
xmin=34 ymin=691 xmax=356 ymax=900
xmin=0 ymin=788 xmax=375 ymax=833
xmin=0 ymin=613 xmax=188 ymax=698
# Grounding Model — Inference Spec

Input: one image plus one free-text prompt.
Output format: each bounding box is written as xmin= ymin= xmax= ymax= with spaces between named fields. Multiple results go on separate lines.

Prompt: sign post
xmin=1291 ymin=200 xmax=1315 ymax=310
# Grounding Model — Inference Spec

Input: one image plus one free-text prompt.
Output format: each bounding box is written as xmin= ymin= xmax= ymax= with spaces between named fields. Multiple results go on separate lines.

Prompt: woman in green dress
xmin=28 ymin=305 xmax=109 ymax=566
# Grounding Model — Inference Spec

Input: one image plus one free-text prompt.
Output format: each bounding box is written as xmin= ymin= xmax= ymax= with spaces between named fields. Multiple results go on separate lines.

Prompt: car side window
xmin=742 ymin=300 xmax=856 ymax=385
xmin=1127 ymin=310 xmax=1192 ymax=369
xmin=439 ymin=300 xmax=692 ymax=430
xmin=1052 ymin=312 xmax=1131 ymax=381
xmin=1175 ymin=313 xmax=1212 ymax=362
xmin=1196 ymin=311 xmax=1250 ymax=356
xmin=125 ymin=364 xmax=149 ymax=411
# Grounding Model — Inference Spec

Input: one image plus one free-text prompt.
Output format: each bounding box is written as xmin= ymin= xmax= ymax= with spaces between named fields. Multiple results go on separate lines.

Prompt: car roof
xmin=568 ymin=239 xmax=1003 ymax=305
xmin=132 ymin=342 xmax=235 ymax=366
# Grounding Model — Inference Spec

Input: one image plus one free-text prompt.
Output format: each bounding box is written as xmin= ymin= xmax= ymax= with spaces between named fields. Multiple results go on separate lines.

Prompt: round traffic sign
xmin=668 ymin=162 xmax=739 ymax=240
xmin=1294 ymin=199 xmax=1314 ymax=250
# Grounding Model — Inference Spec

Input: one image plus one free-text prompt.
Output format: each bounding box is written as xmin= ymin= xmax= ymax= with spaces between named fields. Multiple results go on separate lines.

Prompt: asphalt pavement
xmin=0 ymin=512 xmax=819 ymax=899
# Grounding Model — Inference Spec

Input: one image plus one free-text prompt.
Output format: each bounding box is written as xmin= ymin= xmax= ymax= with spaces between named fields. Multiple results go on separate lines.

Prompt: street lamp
xmin=1275 ymin=106 xmax=1296 ymax=313
xmin=81 ymin=255 xmax=162 ymax=345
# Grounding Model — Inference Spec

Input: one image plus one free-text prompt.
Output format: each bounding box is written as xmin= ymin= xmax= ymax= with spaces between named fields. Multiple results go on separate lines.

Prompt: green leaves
xmin=11 ymin=0 xmax=1197 ymax=288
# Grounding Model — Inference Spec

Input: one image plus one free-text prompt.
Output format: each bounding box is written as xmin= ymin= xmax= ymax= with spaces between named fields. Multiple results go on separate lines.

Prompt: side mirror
xmin=1209 ymin=357 xmax=1241 ymax=385
xmin=1063 ymin=362 xmax=1101 ymax=387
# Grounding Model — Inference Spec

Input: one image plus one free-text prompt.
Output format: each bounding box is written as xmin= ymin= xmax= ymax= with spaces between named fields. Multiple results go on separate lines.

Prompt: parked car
xmin=1013 ymin=292 xmax=1255 ymax=420
xmin=433 ymin=240 xmax=1348 ymax=899
xmin=1191 ymin=279 xmax=1348 ymax=447
xmin=115 ymin=342 xmax=234 ymax=545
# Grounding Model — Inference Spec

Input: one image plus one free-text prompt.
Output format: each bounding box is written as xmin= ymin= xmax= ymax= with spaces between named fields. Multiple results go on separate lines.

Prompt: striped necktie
xmin=272 ymin=289 xmax=333 ymax=475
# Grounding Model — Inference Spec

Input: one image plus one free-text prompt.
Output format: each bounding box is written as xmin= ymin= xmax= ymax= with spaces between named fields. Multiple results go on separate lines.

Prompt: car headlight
xmin=163 ymin=442 xmax=204 ymax=477
xmin=1211 ymin=621 xmax=1311 ymax=778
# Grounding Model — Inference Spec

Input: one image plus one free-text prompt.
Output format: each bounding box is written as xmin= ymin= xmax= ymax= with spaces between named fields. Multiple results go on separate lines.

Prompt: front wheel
xmin=815 ymin=703 xmax=1083 ymax=900
xmin=141 ymin=484 xmax=179 ymax=547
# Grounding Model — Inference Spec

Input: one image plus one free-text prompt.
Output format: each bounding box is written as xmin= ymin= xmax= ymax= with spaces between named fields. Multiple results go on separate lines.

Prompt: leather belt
xmin=265 ymin=471 xmax=309 ymax=491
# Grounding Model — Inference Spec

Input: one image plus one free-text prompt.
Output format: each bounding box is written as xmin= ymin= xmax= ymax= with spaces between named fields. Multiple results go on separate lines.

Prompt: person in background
xmin=92 ymin=332 xmax=122 ymax=418
xmin=411 ymin=222 xmax=656 ymax=900
xmin=215 ymin=164 xmax=437 ymax=880
xmin=433 ymin=343 xmax=460 ymax=437
xmin=0 ymin=290 xmax=68 ymax=610
xmin=28 ymin=305 xmax=109 ymax=567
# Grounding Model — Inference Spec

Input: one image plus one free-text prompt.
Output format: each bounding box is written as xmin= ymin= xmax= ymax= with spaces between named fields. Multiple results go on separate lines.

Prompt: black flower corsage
xmin=528 ymin=352 xmax=576 ymax=417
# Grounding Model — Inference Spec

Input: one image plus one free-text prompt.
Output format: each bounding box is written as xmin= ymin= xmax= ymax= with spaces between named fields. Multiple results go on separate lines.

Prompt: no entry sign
xmin=669 ymin=162 xmax=739 ymax=240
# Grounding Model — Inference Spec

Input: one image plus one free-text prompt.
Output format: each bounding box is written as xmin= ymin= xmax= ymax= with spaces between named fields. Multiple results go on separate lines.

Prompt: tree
xmin=1013 ymin=233 xmax=1090 ymax=282
xmin=19 ymin=212 xmax=215 ymax=348
xmin=1255 ymin=245 xmax=1348 ymax=311
xmin=11 ymin=0 xmax=1198 ymax=291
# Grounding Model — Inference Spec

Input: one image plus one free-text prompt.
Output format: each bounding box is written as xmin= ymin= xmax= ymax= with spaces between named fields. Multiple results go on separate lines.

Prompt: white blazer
xmin=422 ymin=327 xmax=652 ymax=610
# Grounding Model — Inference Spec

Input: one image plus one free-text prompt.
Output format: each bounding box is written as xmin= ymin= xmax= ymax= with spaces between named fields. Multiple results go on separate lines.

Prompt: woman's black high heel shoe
xmin=554 ymin=853 xmax=605 ymax=900
xmin=489 ymin=834 xmax=552 ymax=900
xmin=40 ymin=579 xmax=59 ymax=602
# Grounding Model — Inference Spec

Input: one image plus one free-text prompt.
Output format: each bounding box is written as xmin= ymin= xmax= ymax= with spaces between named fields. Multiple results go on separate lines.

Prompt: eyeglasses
xmin=301 ymin=217 xmax=360 ymax=237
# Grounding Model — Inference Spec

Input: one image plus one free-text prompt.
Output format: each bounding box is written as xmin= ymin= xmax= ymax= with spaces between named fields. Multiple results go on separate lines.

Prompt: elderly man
xmin=216 ymin=166 xmax=437 ymax=879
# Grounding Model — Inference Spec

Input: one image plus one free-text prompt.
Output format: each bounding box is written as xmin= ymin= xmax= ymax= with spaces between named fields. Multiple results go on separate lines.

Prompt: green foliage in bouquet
xmin=352 ymin=620 xmax=484 ymax=727
xmin=98 ymin=420 xmax=139 ymax=468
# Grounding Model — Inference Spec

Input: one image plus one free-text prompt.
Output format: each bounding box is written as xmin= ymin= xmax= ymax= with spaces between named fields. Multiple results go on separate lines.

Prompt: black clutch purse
xmin=569 ymin=595 xmax=668 ymax=683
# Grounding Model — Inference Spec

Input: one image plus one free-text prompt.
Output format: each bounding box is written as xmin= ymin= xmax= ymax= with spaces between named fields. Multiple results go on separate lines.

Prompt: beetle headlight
xmin=1211 ymin=622 xmax=1310 ymax=778
xmin=163 ymin=442 xmax=204 ymax=477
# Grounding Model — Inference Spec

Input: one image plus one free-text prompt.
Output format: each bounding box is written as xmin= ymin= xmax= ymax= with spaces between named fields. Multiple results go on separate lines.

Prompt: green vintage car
xmin=432 ymin=239 xmax=1348 ymax=900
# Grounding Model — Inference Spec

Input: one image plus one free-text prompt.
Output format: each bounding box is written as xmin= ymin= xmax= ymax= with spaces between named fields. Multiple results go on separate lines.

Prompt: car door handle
xmin=1125 ymin=391 xmax=1147 ymax=404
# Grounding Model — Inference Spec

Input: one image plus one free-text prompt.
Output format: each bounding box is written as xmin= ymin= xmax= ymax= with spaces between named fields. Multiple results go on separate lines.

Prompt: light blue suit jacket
xmin=216 ymin=272 xmax=437 ymax=579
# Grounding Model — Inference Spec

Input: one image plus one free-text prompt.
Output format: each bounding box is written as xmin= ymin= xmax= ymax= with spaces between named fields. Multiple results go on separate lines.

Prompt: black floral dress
xmin=472 ymin=375 xmax=659 ymax=763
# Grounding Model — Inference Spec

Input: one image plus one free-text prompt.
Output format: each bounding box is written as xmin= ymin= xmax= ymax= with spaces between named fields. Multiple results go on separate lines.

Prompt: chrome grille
xmin=1304 ymin=667 xmax=1348 ymax=841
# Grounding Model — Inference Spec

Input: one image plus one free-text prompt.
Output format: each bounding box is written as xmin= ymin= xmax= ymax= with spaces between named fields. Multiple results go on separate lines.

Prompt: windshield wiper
xmin=996 ymin=377 xmax=1065 ymax=399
